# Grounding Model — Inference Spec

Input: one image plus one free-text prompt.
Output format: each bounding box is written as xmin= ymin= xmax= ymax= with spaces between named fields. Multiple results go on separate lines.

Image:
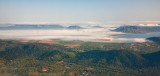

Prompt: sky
xmin=0 ymin=0 xmax=160 ymax=24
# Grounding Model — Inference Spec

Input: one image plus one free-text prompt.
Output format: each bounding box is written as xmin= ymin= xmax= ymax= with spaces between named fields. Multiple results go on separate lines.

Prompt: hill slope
xmin=113 ymin=26 xmax=160 ymax=34
xmin=0 ymin=24 xmax=65 ymax=30
xmin=147 ymin=37 xmax=160 ymax=43
xmin=71 ymin=50 xmax=148 ymax=68
xmin=0 ymin=41 xmax=160 ymax=76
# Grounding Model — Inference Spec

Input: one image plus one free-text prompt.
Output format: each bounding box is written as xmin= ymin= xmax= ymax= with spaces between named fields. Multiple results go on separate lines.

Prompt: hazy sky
xmin=0 ymin=0 xmax=160 ymax=24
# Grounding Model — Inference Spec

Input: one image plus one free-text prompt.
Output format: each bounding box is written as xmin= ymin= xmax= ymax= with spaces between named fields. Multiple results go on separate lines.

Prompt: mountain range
xmin=0 ymin=24 xmax=84 ymax=30
xmin=113 ymin=26 xmax=160 ymax=34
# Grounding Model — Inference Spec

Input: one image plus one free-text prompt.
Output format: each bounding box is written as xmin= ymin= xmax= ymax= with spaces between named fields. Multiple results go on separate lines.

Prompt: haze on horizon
xmin=0 ymin=0 xmax=160 ymax=25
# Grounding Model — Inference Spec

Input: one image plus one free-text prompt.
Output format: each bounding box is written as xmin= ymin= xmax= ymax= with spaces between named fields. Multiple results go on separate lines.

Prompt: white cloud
xmin=138 ymin=24 xmax=160 ymax=26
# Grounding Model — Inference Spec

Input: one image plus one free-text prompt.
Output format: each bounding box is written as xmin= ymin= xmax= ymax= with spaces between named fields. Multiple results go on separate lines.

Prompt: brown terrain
xmin=21 ymin=40 xmax=37 ymax=43
xmin=64 ymin=44 xmax=80 ymax=48
xmin=38 ymin=40 xmax=58 ymax=44
xmin=21 ymin=40 xmax=59 ymax=44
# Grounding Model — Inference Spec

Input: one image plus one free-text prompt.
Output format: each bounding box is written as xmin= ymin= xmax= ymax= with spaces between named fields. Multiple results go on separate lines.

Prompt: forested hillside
xmin=0 ymin=40 xmax=160 ymax=76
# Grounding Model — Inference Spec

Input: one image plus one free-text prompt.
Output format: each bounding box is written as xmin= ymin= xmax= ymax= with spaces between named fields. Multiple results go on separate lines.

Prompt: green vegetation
xmin=0 ymin=40 xmax=160 ymax=76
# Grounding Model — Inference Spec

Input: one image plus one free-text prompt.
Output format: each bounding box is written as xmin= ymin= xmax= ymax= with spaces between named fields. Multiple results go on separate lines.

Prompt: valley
xmin=0 ymin=39 xmax=160 ymax=76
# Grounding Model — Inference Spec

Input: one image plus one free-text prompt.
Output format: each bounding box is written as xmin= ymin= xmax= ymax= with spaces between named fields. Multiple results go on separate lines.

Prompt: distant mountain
xmin=0 ymin=24 xmax=86 ymax=30
xmin=92 ymin=25 xmax=103 ymax=28
xmin=67 ymin=25 xmax=84 ymax=29
xmin=147 ymin=37 xmax=160 ymax=43
xmin=0 ymin=24 xmax=65 ymax=30
xmin=113 ymin=26 xmax=160 ymax=34
xmin=39 ymin=25 xmax=65 ymax=29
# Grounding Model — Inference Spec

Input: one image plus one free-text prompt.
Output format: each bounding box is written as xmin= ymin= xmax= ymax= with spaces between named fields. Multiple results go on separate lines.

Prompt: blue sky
xmin=0 ymin=0 xmax=160 ymax=24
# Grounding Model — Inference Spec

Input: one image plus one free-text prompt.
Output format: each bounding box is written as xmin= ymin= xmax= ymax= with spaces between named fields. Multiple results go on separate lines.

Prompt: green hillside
xmin=71 ymin=50 xmax=148 ymax=68
xmin=0 ymin=40 xmax=160 ymax=76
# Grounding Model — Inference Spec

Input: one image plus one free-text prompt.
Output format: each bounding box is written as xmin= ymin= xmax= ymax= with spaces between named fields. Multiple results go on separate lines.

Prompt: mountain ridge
xmin=113 ymin=26 xmax=160 ymax=34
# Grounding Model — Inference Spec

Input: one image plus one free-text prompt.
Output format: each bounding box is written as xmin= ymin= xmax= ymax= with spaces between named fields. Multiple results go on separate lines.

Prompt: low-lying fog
xmin=0 ymin=25 xmax=152 ymax=43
